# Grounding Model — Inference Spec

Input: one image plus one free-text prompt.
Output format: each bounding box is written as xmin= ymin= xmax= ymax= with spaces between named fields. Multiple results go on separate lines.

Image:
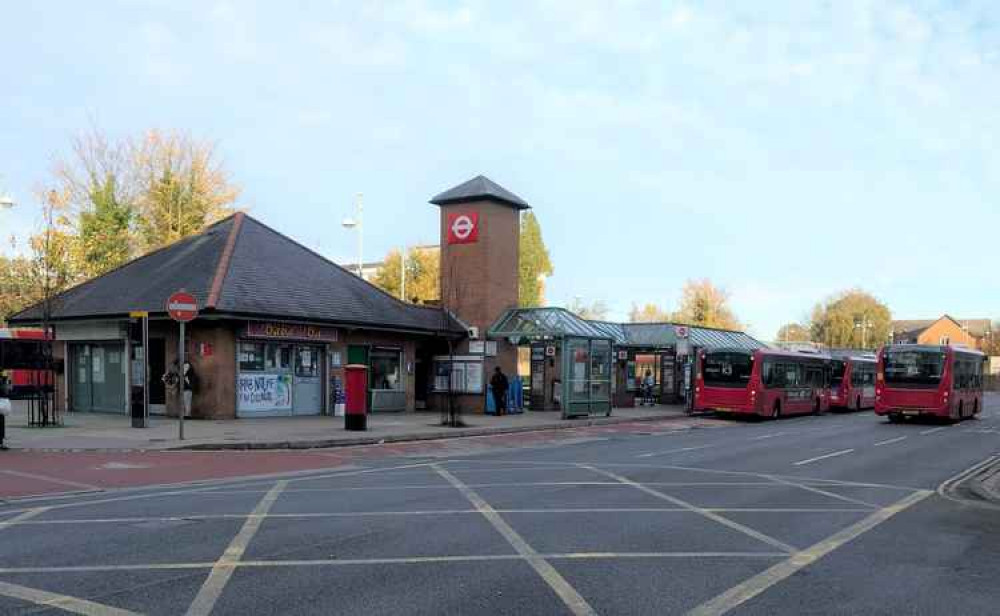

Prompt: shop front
xmin=236 ymin=322 xmax=336 ymax=417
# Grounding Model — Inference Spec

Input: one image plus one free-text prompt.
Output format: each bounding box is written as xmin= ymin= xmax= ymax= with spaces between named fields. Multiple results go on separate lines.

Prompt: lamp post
xmin=854 ymin=315 xmax=872 ymax=350
xmin=341 ymin=193 xmax=364 ymax=277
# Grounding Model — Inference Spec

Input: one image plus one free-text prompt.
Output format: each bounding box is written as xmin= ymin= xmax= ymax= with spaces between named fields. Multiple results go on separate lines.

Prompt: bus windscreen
xmin=884 ymin=350 xmax=945 ymax=388
xmin=703 ymin=352 xmax=753 ymax=388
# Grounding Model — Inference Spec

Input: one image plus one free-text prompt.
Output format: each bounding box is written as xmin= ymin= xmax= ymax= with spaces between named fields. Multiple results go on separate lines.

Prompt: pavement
xmin=1 ymin=394 xmax=999 ymax=614
xmin=2 ymin=400 xmax=689 ymax=451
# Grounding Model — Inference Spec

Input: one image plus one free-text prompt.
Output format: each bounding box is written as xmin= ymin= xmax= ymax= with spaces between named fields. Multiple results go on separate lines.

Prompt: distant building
xmin=342 ymin=245 xmax=440 ymax=283
xmin=891 ymin=315 xmax=993 ymax=350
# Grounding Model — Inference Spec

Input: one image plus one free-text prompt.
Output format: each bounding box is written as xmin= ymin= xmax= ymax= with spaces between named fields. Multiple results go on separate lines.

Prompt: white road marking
xmin=921 ymin=426 xmax=949 ymax=435
xmin=874 ymin=436 xmax=907 ymax=447
xmin=185 ymin=481 xmax=287 ymax=616
xmin=937 ymin=455 xmax=1000 ymax=510
xmin=579 ymin=465 xmax=797 ymax=554
xmin=686 ymin=489 xmax=933 ymax=616
xmin=0 ymin=470 xmax=103 ymax=492
xmin=433 ymin=465 xmax=597 ymax=616
xmin=0 ymin=580 xmax=141 ymax=616
xmin=637 ymin=444 xmax=714 ymax=458
xmin=751 ymin=432 xmax=785 ymax=441
xmin=0 ymin=507 xmax=50 ymax=531
xmin=764 ymin=475 xmax=878 ymax=509
xmin=0 ymin=551 xmax=790 ymax=576
xmin=793 ymin=449 xmax=855 ymax=466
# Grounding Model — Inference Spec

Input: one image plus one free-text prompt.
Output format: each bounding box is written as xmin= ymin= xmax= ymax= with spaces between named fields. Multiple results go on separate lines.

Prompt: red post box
xmin=344 ymin=364 xmax=368 ymax=431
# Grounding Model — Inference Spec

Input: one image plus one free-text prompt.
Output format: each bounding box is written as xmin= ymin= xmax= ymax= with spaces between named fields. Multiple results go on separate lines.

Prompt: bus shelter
xmin=489 ymin=308 xmax=613 ymax=419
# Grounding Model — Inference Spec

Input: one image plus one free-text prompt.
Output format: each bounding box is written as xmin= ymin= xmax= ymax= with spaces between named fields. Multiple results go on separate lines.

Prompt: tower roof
xmin=429 ymin=175 xmax=531 ymax=210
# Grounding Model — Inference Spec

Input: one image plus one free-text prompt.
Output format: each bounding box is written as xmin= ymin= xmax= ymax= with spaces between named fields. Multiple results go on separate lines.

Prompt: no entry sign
xmin=166 ymin=291 xmax=198 ymax=322
xmin=446 ymin=212 xmax=479 ymax=245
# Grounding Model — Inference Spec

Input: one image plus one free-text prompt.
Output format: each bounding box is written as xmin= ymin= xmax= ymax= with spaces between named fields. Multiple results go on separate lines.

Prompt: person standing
xmin=490 ymin=366 xmax=509 ymax=416
xmin=642 ymin=369 xmax=655 ymax=406
xmin=163 ymin=360 xmax=198 ymax=418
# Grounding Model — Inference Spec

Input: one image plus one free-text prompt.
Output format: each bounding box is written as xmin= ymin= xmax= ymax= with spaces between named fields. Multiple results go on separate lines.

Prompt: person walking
xmin=490 ymin=366 xmax=509 ymax=416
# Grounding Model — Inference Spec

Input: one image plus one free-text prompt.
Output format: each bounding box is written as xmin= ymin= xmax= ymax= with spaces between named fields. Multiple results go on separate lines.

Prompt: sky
xmin=2 ymin=0 xmax=999 ymax=339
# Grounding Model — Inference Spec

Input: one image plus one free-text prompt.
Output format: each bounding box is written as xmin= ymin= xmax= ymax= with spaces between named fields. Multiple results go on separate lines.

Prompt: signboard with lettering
xmin=446 ymin=212 xmax=479 ymax=245
xmin=237 ymin=374 xmax=292 ymax=412
xmin=244 ymin=322 xmax=339 ymax=342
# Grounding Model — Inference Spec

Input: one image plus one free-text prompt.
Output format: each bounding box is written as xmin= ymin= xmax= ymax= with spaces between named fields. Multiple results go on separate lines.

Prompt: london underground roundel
xmin=446 ymin=212 xmax=479 ymax=245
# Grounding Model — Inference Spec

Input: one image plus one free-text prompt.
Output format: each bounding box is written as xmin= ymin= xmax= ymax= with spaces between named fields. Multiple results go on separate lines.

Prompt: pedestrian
xmin=0 ymin=394 xmax=10 ymax=450
xmin=643 ymin=369 xmax=655 ymax=406
xmin=163 ymin=360 xmax=198 ymax=418
xmin=490 ymin=366 xmax=509 ymax=416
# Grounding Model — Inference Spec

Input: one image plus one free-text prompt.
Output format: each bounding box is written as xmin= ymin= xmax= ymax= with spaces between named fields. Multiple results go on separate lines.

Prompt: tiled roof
xmin=891 ymin=316 xmax=993 ymax=338
xmin=11 ymin=213 xmax=464 ymax=335
xmin=429 ymin=175 xmax=531 ymax=210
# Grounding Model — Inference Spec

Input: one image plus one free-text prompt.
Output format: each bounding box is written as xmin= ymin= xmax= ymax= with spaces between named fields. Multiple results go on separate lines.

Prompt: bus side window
xmin=762 ymin=361 xmax=773 ymax=387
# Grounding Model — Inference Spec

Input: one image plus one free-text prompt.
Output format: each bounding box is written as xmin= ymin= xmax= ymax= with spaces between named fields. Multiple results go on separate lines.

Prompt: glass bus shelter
xmin=489 ymin=308 xmax=613 ymax=419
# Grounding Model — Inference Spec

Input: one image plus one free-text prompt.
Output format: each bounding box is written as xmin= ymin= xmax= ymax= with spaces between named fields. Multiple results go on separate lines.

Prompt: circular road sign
xmin=166 ymin=291 xmax=198 ymax=322
xmin=451 ymin=214 xmax=475 ymax=241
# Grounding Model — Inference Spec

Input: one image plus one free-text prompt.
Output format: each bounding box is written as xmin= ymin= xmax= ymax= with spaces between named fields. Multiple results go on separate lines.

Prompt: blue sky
xmin=2 ymin=1 xmax=998 ymax=338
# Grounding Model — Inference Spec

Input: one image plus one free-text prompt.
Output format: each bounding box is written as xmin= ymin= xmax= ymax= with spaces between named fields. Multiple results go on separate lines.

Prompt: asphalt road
xmin=2 ymin=395 xmax=999 ymax=615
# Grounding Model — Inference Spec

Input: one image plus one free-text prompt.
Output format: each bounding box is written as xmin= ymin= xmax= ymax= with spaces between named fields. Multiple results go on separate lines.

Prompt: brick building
xmin=891 ymin=315 xmax=993 ymax=350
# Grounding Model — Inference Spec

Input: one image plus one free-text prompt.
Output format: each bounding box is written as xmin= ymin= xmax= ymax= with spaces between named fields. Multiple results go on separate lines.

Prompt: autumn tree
xmin=0 ymin=256 xmax=37 ymax=323
xmin=628 ymin=302 xmax=671 ymax=323
xmin=809 ymin=289 xmax=891 ymax=350
xmin=372 ymin=246 xmax=440 ymax=304
xmin=567 ymin=297 xmax=609 ymax=321
xmin=132 ymin=130 xmax=239 ymax=251
xmin=672 ymin=279 xmax=742 ymax=330
xmin=518 ymin=212 xmax=553 ymax=307
xmin=775 ymin=322 xmax=811 ymax=343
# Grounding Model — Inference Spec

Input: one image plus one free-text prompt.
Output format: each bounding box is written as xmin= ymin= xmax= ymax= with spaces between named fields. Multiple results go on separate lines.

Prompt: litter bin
xmin=344 ymin=364 xmax=368 ymax=431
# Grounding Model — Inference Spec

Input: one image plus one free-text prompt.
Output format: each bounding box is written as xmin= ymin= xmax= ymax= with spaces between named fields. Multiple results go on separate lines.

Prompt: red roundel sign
xmin=446 ymin=212 xmax=479 ymax=245
xmin=166 ymin=291 xmax=198 ymax=322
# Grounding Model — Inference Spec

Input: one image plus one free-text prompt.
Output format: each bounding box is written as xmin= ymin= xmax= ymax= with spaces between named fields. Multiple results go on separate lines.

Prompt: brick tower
xmin=430 ymin=175 xmax=528 ymax=384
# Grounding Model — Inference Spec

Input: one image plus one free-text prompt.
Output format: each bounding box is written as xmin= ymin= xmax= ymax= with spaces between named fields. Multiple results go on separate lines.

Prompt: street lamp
xmin=341 ymin=192 xmax=363 ymax=278
xmin=854 ymin=315 xmax=872 ymax=350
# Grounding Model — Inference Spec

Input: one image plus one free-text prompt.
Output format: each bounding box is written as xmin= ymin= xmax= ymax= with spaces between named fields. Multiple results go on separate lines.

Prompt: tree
xmin=628 ymin=302 xmax=671 ymax=323
xmin=133 ymin=129 xmax=239 ymax=251
xmin=809 ymin=289 xmax=891 ymax=350
xmin=518 ymin=212 xmax=553 ymax=307
xmin=76 ymin=176 xmax=133 ymax=278
xmin=672 ymin=279 xmax=742 ymax=330
xmin=775 ymin=322 xmax=811 ymax=343
xmin=0 ymin=255 xmax=38 ymax=323
xmin=372 ymin=246 xmax=440 ymax=303
xmin=567 ymin=297 xmax=609 ymax=321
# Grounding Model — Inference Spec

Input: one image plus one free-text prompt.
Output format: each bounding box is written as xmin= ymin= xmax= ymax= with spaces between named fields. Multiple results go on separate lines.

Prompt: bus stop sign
xmin=166 ymin=292 xmax=198 ymax=322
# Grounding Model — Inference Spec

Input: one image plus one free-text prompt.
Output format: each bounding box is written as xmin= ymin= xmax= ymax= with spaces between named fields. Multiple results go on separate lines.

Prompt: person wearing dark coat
xmin=490 ymin=366 xmax=509 ymax=416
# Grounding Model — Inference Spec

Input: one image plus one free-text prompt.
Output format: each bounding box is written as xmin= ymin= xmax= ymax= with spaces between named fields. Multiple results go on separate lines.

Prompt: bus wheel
xmin=888 ymin=413 xmax=903 ymax=424
xmin=955 ymin=401 xmax=964 ymax=422
xmin=771 ymin=401 xmax=781 ymax=420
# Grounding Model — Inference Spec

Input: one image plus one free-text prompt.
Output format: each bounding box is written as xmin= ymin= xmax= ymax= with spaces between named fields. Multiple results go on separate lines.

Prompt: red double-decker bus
xmin=829 ymin=352 xmax=877 ymax=411
xmin=875 ymin=345 xmax=986 ymax=423
xmin=694 ymin=348 xmax=831 ymax=419
xmin=0 ymin=329 xmax=54 ymax=399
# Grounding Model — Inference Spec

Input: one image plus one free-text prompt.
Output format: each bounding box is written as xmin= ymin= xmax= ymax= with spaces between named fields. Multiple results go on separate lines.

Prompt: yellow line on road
xmin=0 ymin=580 xmax=141 ymax=616
xmin=433 ymin=464 xmax=598 ymax=616
xmin=686 ymin=489 xmax=933 ymax=616
xmin=185 ymin=480 xmax=287 ymax=616
xmin=579 ymin=465 xmax=797 ymax=553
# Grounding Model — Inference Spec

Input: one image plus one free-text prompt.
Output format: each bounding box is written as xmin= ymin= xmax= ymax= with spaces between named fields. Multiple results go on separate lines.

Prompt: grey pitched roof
xmin=891 ymin=316 xmax=993 ymax=338
xmin=615 ymin=322 xmax=765 ymax=351
xmin=429 ymin=175 xmax=531 ymax=210
xmin=11 ymin=213 xmax=464 ymax=335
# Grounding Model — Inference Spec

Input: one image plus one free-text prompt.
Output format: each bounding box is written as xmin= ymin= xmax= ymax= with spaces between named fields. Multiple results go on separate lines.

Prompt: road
xmin=1 ymin=396 xmax=999 ymax=615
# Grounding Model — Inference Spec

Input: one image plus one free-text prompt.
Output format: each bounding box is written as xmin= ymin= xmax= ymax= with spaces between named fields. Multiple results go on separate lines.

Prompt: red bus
xmin=875 ymin=345 xmax=986 ymax=423
xmin=0 ymin=329 xmax=54 ymax=399
xmin=695 ymin=348 xmax=831 ymax=419
xmin=829 ymin=352 xmax=877 ymax=411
